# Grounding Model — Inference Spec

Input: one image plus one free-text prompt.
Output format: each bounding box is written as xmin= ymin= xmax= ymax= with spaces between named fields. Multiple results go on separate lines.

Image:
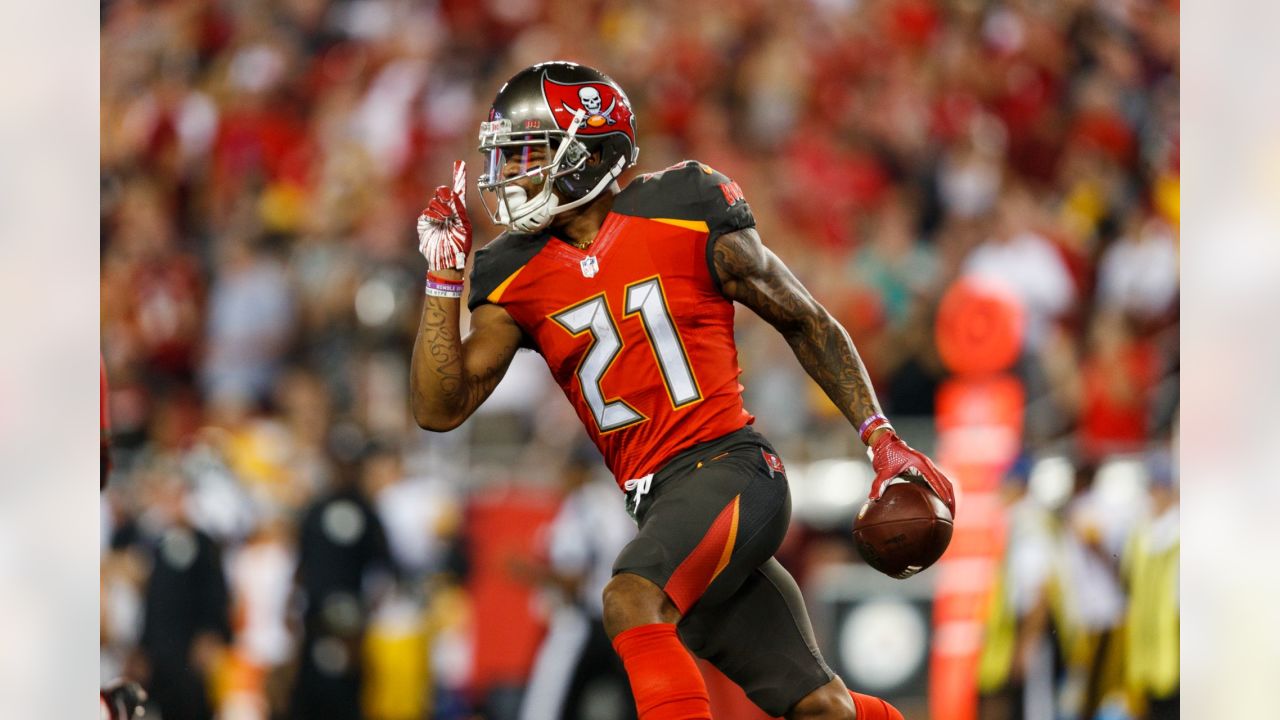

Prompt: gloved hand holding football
xmin=866 ymin=429 xmax=956 ymax=516
xmin=853 ymin=428 xmax=956 ymax=578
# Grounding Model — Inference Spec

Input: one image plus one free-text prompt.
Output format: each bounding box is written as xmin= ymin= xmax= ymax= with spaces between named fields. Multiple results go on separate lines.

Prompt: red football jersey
xmin=469 ymin=161 xmax=757 ymax=484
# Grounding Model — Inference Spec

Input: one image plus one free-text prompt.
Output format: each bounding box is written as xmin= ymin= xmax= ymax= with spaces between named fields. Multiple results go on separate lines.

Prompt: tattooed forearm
xmin=410 ymin=297 xmax=521 ymax=431
xmin=783 ymin=313 xmax=883 ymax=428
xmin=712 ymin=228 xmax=883 ymax=428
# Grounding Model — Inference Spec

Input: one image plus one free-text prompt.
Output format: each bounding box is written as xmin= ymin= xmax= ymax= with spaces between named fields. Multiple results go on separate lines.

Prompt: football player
xmin=411 ymin=61 xmax=955 ymax=720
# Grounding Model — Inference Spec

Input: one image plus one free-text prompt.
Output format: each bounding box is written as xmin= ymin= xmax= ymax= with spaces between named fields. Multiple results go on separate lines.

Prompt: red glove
xmin=867 ymin=429 xmax=956 ymax=517
xmin=417 ymin=161 xmax=473 ymax=271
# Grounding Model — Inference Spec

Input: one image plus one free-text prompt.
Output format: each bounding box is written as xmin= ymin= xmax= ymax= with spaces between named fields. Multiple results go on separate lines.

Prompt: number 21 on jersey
xmin=550 ymin=276 xmax=701 ymax=432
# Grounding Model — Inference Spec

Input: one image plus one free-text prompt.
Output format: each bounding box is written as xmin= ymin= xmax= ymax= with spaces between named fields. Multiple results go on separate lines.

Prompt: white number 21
xmin=551 ymin=277 xmax=701 ymax=432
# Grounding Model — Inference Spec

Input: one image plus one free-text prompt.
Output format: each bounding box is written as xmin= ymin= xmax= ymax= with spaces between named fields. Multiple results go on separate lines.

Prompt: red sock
xmin=849 ymin=691 xmax=905 ymax=720
xmin=612 ymin=623 xmax=712 ymax=720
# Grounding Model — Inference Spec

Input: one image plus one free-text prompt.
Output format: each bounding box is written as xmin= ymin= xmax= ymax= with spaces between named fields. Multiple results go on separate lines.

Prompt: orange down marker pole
xmin=929 ymin=281 xmax=1025 ymax=720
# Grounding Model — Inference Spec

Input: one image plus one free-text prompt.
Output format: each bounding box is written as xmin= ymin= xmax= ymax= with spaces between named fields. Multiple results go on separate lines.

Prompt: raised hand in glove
xmin=417 ymin=160 xmax=472 ymax=272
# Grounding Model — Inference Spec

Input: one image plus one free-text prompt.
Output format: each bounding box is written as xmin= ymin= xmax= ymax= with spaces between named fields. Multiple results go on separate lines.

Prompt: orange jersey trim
xmin=486 ymin=265 xmax=526 ymax=304
xmin=650 ymin=218 xmax=709 ymax=233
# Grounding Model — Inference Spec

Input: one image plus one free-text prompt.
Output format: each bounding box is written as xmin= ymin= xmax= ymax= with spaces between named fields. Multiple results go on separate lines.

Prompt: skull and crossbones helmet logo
xmin=572 ymin=85 xmax=616 ymax=127
xmin=539 ymin=73 xmax=633 ymax=137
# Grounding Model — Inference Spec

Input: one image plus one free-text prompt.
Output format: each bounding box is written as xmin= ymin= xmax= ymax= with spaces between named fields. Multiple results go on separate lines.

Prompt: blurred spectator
xmin=100 ymin=177 xmax=204 ymax=386
xmin=269 ymin=367 xmax=340 ymax=504
xmin=1075 ymin=311 xmax=1163 ymax=460
xmin=369 ymin=446 xmax=465 ymax=582
xmin=936 ymin=128 xmax=1004 ymax=222
xmin=962 ymin=185 xmax=1077 ymax=353
xmin=977 ymin=456 xmax=1061 ymax=720
xmin=137 ymin=464 xmax=232 ymax=720
xmin=1122 ymin=452 xmax=1179 ymax=720
xmin=1096 ymin=212 xmax=1179 ymax=324
xmin=290 ymin=442 xmax=398 ymax=720
xmin=854 ymin=196 xmax=947 ymax=415
xmin=100 ymin=494 xmax=149 ymax=684
xmin=878 ymin=294 xmax=946 ymax=416
xmin=361 ymin=589 xmax=433 ymax=720
xmin=854 ymin=197 xmax=938 ymax=329
xmin=202 ymin=233 xmax=295 ymax=406
xmin=226 ymin=514 xmax=296 ymax=716
xmin=514 ymin=444 xmax=637 ymax=720
xmin=1058 ymin=460 xmax=1144 ymax=720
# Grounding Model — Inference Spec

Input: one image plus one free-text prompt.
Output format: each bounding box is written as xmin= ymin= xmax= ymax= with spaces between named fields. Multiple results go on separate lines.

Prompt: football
xmin=852 ymin=478 xmax=954 ymax=578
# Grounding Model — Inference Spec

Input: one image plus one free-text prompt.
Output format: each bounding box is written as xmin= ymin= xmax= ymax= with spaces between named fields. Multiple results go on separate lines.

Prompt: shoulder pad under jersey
xmin=468 ymin=231 xmax=552 ymax=311
xmin=613 ymin=160 xmax=755 ymax=238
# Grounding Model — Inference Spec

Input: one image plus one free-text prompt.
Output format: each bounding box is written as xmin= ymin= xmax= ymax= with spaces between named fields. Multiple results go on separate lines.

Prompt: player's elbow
xmin=415 ymin=414 xmax=464 ymax=433
xmin=412 ymin=404 xmax=465 ymax=432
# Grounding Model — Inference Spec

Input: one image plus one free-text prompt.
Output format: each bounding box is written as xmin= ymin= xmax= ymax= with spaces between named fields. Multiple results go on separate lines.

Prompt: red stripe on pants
xmin=663 ymin=495 xmax=739 ymax=613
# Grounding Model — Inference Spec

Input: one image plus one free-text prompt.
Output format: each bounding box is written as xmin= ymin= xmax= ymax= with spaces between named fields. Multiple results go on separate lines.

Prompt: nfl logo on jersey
xmin=580 ymin=256 xmax=600 ymax=278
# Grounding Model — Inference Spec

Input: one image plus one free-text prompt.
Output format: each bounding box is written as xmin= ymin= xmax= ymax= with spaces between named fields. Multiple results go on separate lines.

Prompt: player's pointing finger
xmin=452 ymin=160 xmax=467 ymax=197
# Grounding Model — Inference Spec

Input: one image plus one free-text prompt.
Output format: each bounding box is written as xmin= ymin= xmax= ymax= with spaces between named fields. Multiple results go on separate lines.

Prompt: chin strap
xmin=552 ymin=154 xmax=627 ymax=213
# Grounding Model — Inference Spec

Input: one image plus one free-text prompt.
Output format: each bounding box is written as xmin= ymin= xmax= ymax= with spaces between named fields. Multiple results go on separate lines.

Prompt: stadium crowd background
xmin=99 ymin=0 xmax=1179 ymax=719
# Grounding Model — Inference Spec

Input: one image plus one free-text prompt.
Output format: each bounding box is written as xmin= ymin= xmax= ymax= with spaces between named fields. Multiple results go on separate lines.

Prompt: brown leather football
xmin=852 ymin=478 xmax=954 ymax=578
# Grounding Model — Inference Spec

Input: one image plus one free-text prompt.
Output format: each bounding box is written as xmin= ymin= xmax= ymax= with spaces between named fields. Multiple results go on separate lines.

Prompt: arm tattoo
xmin=418 ymin=300 xmax=466 ymax=405
xmin=712 ymin=228 xmax=883 ymax=428
xmin=411 ymin=298 xmax=516 ymax=428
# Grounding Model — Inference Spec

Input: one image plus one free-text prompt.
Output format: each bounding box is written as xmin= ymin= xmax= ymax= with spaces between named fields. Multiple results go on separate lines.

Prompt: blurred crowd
xmin=99 ymin=0 xmax=1179 ymax=719
xmin=975 ymin=451 xmax=1179 ymax=720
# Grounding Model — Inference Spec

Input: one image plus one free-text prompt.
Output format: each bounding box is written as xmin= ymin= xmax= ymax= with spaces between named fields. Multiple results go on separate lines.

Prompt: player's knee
xmin=602 ymin=573 xmax=678 ymax=639
xmin=788 ymin=680 xmax=856 ymax=720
